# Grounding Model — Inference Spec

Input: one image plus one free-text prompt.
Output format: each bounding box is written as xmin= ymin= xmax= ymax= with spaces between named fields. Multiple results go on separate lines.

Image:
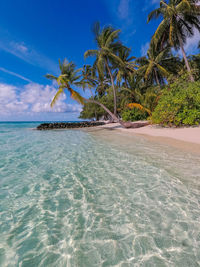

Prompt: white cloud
xmin=141 ymin=42 xmax=150 ymax=56
xmin=0 ymin=83 xmax=82 ymax=118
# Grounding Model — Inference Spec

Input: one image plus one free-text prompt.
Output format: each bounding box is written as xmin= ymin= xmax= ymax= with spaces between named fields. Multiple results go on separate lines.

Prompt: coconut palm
xmin=84 ymin=22 xmax=124 ymax=116
xmin=80 ymin=65 xmax=97 ymax=95
xmin=114 ymin=46 xmax=136 ymax=87
xmin=80 ymin=65 xmax=98 ymax=119
xmin=148 ymin=0 xmax=200 ymax=81
xmin=46 ymin=59 xmax=85 ymax=106
xmin=136 ymin=43 xmax=180 ymax=86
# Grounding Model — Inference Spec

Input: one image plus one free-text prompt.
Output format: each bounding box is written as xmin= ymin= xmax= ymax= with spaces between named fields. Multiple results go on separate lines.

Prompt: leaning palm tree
xmin=46 ymin=59 xmax=149 ymax=128
xmin=84 ymin=22 xmax=124 ymax=116
xmin=136 ymin=43 xmax=180 ymax=86
xmin=148 ymin=0 xmax=200 ymax=81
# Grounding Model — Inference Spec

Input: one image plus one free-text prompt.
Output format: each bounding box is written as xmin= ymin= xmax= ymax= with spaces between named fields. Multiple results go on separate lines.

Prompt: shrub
xmin=152 ymin=79 xmax=200 ymax=126
xmin=121 ymin=108 xmax=148 ymax=122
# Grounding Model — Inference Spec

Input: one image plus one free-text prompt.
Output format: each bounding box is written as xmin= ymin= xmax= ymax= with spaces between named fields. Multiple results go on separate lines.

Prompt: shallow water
xmin=0 ymin=122 xmax=200 ymax=267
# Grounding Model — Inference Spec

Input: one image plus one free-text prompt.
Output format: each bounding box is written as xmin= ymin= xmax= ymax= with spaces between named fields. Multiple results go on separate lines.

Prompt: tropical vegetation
xmin=46 ymin=0 xmax=200 ymax=127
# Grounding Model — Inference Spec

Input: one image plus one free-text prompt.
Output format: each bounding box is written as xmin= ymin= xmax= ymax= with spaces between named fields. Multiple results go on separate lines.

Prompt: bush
xmin=152 ymin=79 xmax=200 ymax=126
xmin=121 ymin=108 xmax=148 ymax=122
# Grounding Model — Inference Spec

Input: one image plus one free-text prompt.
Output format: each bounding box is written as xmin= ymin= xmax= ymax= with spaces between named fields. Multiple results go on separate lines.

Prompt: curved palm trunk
xmin=85 ymin=98 xmax=149 ymax=129
xmin=177 ymin=33 xmax=194 ymax=82
xmin=105 ymin=59 xmax=117 ymax=116
xmin=85 ymin=98 xmax=118 ymax=122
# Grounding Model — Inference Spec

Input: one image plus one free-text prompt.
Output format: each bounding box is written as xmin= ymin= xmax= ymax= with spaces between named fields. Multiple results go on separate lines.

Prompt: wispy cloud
xmin=118 ymin=0 xmax=130 ymax=19
xmin=0 ymin=67 xmax=33 ymax=83
xmin=141 ymin=42 xmax=150 ymax=56
xmin=143 ymin=0 xmax=160 ymax=12
xmin=0 ymin=34 xmax=58 ymax=73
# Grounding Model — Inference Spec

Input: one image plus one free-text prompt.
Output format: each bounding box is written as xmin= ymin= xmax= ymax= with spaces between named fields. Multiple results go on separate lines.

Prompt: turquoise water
xmin=0 ymin=122 xmax=200 ymax=267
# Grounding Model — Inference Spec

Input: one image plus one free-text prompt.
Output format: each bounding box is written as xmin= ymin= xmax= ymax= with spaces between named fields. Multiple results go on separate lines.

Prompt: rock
xmin=36 ymin=121 xmax=105 ymax=130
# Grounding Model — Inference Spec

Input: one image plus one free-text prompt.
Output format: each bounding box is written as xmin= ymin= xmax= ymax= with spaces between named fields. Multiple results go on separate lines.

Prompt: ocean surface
xmin=0 ymin=122 xmax=200 ymax=267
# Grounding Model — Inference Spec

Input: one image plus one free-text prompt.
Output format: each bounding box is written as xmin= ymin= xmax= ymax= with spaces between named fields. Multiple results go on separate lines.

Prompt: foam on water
xmin=0 ymin=122 xmax=200 ymax=267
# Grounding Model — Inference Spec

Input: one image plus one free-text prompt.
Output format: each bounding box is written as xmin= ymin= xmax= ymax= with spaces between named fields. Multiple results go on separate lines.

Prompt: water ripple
xmin=0 ymin=123 xmax=200 ymax=266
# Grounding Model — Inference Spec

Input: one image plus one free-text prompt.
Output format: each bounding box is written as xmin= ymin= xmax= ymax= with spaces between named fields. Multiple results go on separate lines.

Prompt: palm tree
xmin=114 ymin=46 xmax=136 ymax=87
xmin=136 ymin=43 xmax=180 ymax=86
xmin=46 ymin=59 xmax=84 ymax=106
xmin=84 ymin=22 xmax=124 ymax=116
xmin=80 ymin=65 xmax=98 ymax=120
xmin=80 ymin=65 xmax=97 ymax=96
xmin=148 ymin=0 xmax=200 ymax=81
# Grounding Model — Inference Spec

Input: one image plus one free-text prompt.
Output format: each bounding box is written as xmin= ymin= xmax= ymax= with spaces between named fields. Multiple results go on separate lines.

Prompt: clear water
xmin=0 ymin=122 xmax=200 ymax=267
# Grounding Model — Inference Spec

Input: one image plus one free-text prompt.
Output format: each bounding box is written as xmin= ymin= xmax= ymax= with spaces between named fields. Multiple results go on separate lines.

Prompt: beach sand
xmin=87 ymin=123 xmax=200 ymax=154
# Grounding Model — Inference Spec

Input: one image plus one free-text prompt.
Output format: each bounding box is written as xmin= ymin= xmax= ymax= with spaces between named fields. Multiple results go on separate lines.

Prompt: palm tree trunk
xmin=177 ymin=32 xmax=194 ymax=82
xmin=105 ymin=59 xmax=117 ymax=116
xmin=154 ymin=69 xmax=160 ymax=86
xmin=85 ymin=98 xmax=118 ymax=122
xmin=89 ymin=88 xmax=97 ymax=121
xmin=85 ymin=98 xmax=149 ymax=129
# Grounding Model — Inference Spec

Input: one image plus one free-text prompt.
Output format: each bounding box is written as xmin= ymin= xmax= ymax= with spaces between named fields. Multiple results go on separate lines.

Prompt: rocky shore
xmin=36 ymin=121 xmax=105 ymax=130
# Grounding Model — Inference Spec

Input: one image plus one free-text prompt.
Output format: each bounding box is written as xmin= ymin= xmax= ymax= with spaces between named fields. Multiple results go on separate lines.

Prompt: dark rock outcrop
xmin=36 ymin=121 xmax=105 ymax=130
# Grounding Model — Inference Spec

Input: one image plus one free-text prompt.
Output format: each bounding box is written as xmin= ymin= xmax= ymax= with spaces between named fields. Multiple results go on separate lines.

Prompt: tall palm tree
xmin=136 ymin=44 xmax=180 ymax=86
xmin=80 ymin=65 xmax=98 ymax=120
xmin=114 ymin=46 xmax=136 ymax=87
xmin=148 ymin=0 xmax=200 ymax=81
xmin=84 ymin=22 xmax=124 ymax=116
xmin=80 ymin=65 xmax=97 ymax=96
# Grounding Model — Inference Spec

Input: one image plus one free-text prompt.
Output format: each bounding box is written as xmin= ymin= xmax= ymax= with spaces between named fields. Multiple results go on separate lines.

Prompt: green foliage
xmin=121 ymin=108 xmax=148 ymax=122
xmin=79 ymin=94 xmax=114 ymax=120
xmin=47 ymin=17 xmax=200 ymax=126
xmin=152 ymin=78 xmax=200 ymax=126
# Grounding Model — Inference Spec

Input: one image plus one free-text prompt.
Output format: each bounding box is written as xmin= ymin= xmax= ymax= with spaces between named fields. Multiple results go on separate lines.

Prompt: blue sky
xmin=0 ymin=0 xmax=199 ymax=121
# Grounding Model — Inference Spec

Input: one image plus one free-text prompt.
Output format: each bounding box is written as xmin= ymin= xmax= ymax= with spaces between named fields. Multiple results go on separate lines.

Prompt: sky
xmin=0 ymin=0 xmax=199 ymax=121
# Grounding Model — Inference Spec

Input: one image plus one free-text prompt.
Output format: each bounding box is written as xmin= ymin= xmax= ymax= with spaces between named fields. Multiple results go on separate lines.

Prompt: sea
xmin=0 ymin=122 xmax=200 ymax=267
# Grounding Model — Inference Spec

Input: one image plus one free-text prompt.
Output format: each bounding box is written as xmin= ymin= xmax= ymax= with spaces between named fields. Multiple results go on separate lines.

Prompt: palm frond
xmin=70 ymin=89 xmax=85 ymax=105
xmin=45 ymin=74 xmax=58 ymax=80
xmin=84 ymin=50 xmax=98 ymax=59
xmin=105 ymin=29 xmax=121 ymax=47
xmin=128 ymin=103 xmax=151 ymax=115
xmin=51 ymin=87 xmax=64 ymax=107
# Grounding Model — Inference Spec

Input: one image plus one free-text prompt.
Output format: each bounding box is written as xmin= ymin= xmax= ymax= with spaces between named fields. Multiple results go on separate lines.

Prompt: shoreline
xmin=86 ymin=123 xmax=200 ymax=154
